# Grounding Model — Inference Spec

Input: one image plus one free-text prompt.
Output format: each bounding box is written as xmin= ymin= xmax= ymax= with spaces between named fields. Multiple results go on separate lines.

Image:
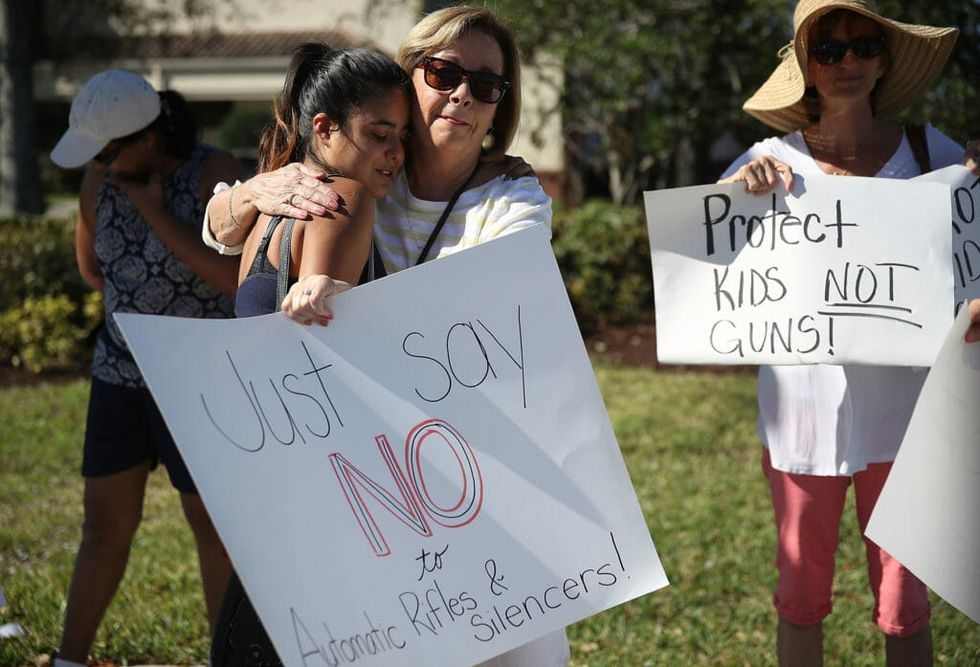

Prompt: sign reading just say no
xmin=644 ymin=175 xmax=954 ymax=365
xmin=116 ymin=225 xmax=668 ymax=667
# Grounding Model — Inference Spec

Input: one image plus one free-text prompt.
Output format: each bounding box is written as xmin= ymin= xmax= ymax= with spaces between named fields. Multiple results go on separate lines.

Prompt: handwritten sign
xmin=865 ymin=306 xmax=980 ymax=623
xmin=913 ymin=165 xmax=980 ymax=310
xmin=643 ymin=175 xmax=953 ymax=365
xmin=115 ymin=225 xmax=668 ymax=666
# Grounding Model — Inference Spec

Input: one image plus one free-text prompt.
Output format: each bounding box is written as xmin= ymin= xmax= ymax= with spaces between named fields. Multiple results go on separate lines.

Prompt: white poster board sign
xmin=116 ymin=225 xmax=668 ymax=666
xmin=913 ymin=165 xmax=980 ymax=309
xmin=865 ymin=306 xmax=980 ymax=623
xmin=644 ymin=176 xmax=952 ymax=365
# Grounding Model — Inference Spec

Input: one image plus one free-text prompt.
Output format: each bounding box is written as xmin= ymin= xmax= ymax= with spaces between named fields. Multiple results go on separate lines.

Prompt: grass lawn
xmin=0 ymin=365 xmax=976 ymax=666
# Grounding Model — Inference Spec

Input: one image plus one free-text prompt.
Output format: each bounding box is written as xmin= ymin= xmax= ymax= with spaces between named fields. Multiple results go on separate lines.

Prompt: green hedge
xmin=552 ymin=199 xmax=654 ymax=333
xmin=1 ymin=200 xmax=654 ymax=372
xmin=0 ymin=216 xmax=102 ymax=372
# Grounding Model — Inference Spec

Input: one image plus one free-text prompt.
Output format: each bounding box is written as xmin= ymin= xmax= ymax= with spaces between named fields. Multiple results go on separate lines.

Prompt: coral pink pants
xmin=762 ymin=449 xmax=930 ymax=636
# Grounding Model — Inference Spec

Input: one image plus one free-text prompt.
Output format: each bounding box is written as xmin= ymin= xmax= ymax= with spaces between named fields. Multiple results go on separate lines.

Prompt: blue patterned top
xmin=92 ymin=143 xmax=235 ymax=387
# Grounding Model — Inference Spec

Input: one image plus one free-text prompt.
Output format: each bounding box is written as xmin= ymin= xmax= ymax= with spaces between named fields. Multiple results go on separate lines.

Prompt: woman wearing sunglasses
xmin=203 ymin=5 xmax=570 ymax=667
xmin=718 ymin=1 xmax=979 ymax=665
xmin=48 ymin=70 xmax=244 ymax=667
xmin=204 ymin=5 xmax=546 ymax=323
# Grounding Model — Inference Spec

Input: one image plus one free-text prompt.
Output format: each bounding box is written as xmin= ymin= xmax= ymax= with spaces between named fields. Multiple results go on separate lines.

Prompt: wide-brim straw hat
xmin=743 ymin=0 xmax=958 ymax=133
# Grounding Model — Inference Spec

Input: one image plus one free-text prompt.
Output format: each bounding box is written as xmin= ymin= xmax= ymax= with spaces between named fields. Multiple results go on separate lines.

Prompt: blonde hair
xmin=397 ymin=5 xmax=521 ymax=162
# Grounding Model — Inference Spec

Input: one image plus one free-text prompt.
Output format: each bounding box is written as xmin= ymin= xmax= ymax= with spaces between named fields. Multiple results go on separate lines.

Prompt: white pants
xmin=475 ymin=628 xmax=570 ymax=667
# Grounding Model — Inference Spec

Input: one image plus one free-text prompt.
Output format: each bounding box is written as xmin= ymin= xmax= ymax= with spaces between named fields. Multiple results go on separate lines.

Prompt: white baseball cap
xmin=50 ymin=69 xmax=161 ymax=168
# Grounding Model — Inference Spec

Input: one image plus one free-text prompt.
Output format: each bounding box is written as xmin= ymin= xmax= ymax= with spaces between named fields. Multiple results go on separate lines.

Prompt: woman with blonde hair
xmin=205 ymin=6 xmax=569 ymax=666
xmin=719 ymin=1 xmax=979 ymax=664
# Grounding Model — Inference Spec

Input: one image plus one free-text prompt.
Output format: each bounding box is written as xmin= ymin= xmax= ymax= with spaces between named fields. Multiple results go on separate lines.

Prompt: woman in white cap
xmin=50 ymin=69 xmax=244 ymax=667
xmin=718 ymin=2 xmax=979 ymax=665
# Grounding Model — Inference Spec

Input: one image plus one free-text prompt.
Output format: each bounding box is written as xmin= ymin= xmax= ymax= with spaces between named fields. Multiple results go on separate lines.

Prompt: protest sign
xmin=116 ymin=224 xmax=668 ymax=666
xmin=913 ymin=165 xmax=980 ymax=309
xmin=865 ymin=305 xmax=980 ymax=623
xmin=644 ymin=175 xmax=952 ymax=365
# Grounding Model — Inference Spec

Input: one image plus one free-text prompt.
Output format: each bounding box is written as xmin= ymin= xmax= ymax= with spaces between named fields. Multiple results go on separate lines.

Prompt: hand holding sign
xmin=966 ymin=299 xmax=980 ymax=343
xmin=717 ymin=155 xmax=795 ymax=194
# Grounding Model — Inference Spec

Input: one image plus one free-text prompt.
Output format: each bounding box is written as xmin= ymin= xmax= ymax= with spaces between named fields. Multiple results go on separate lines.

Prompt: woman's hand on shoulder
xmin=497 ymin=155 xmax=536 ymax=181
xmin=281 ymin=274 xmax=353 ymax=326
xmin=470 ymin=155 xmax=536 ymax=188
xmin=245 ymin=163 xmax=344 ymax=220
xmin=718 ymin=155 xmax=794 ymax=194
xmin=964 ymin=139 xmax=980 ymax=175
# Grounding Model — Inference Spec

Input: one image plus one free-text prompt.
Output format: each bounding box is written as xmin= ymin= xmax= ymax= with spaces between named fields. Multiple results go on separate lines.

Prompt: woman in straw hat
xmin=719 ymin=1 xmax=979 ymax=665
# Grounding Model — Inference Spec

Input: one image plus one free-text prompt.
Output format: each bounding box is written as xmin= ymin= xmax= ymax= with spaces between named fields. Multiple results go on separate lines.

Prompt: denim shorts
xmin=82 ymin=377 xmax=196 ymax=493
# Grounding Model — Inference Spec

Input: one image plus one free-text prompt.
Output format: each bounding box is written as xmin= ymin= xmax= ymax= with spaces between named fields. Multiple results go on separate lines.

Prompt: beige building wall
xmin=160 ymin=0 xmax=417 ymax=54
xmin=35 ymin=0 xmax=564 ymax=180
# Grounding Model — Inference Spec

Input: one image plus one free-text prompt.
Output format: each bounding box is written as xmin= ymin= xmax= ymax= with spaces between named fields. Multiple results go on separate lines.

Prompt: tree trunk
xmin=0 ymin=0 xmax=43 ymax=216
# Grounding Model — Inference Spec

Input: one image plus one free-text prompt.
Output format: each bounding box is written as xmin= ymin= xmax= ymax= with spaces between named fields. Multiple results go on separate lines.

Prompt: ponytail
xmin=259 ymin=43 xmax=333 ymax=173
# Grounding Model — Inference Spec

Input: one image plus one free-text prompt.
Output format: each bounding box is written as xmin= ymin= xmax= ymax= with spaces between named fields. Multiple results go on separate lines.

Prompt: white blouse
xmin=721 ymin=125 xmax=964 ymax=475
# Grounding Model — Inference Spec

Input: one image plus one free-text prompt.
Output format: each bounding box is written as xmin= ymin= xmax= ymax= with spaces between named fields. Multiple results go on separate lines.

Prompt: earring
xmin=481 ymin=129 xmax=495 ymax=152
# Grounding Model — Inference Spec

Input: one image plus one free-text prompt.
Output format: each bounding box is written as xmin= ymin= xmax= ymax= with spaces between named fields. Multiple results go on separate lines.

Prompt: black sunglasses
xmin=809 ymin=36 xmax=885 ymax=65
xmin=418 ymin=56 xmax=510 ymax=105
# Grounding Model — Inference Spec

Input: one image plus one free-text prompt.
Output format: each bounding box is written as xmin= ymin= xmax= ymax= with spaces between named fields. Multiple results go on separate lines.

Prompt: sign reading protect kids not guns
xmin=644 ymin=175 xmax=953 ymax=365
xmin=116 ymin=224 xmax=668 ymax=667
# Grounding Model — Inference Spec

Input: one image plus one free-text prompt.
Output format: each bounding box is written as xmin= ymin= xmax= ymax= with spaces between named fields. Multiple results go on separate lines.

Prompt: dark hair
xmin=112 ymin=90 xmax=198 ymax=159
xmin=258 ymin=43 xmax=410 ymax=173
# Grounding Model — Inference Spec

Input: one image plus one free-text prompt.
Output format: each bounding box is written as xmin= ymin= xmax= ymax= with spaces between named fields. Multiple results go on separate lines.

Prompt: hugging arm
xmin=205 ymin=163 xmax=343 ymax=250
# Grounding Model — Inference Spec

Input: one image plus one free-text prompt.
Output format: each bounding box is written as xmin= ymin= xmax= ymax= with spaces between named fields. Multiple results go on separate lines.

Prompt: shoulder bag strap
xmin=906 ymin=124 xmax=931 ymax=175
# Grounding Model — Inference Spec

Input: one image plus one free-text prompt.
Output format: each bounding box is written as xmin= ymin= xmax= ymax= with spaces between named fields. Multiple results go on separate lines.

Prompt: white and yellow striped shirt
xmin=374 ymin=170 xmax=552 ymax=274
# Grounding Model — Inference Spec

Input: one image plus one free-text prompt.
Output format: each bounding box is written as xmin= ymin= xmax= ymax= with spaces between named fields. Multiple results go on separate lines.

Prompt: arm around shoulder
xmin=200 ymin=149 xmax=249 ymax=253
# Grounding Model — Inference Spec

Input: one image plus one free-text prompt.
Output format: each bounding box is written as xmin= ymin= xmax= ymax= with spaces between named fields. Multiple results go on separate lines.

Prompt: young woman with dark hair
xmin=233 ymin=43 xmax=411 ymax=320
xmin=211 ymin=42 xmax=411 ymax=666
